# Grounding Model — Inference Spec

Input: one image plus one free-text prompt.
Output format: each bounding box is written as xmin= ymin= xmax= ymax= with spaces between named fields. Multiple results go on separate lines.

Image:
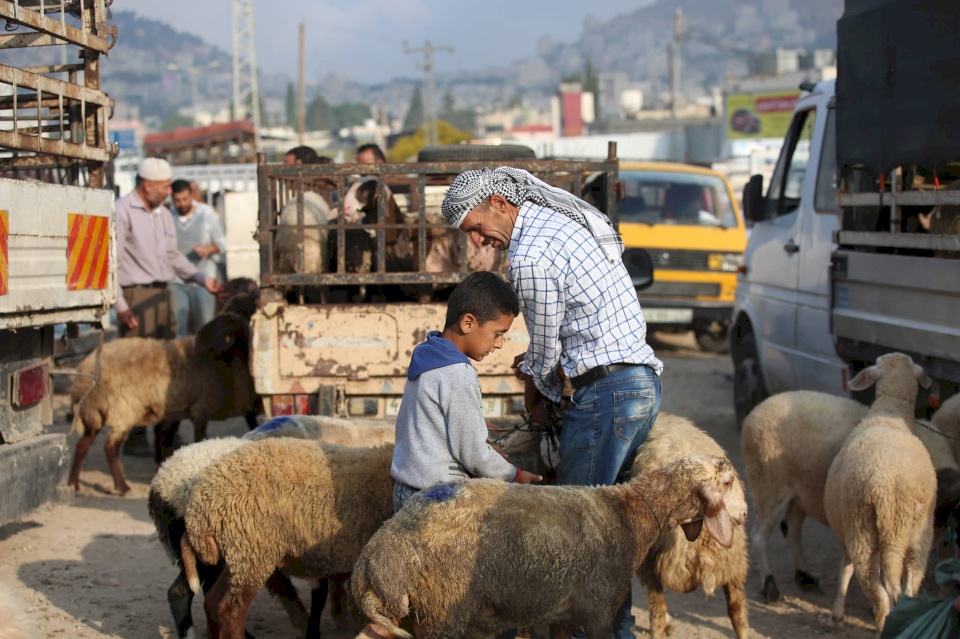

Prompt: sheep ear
xmin=699 ymin=481 xmax=735 ymax=548
xmin=848 ymin=365 xmax=880 ymax=391
xmin=913 ymin=364 xmax=933 ymax=389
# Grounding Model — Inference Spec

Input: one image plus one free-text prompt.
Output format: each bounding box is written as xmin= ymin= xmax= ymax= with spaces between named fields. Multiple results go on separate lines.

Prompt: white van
xmin=729 ymin=79 xmax=851 ymax=425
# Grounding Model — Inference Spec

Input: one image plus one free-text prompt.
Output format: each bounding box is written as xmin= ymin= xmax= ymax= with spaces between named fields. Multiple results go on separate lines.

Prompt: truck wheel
xmin=694 ymin=322 xmax=730 ymax=354
xmin=417 ymin=144 xmax=537 ymax=162
xmin=733 ymin=328 xmax=766 ymax=428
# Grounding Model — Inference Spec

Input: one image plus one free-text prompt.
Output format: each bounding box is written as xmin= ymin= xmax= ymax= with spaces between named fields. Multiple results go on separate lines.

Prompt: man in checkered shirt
xmin=443 ymin=167 xmax=663 ymax=639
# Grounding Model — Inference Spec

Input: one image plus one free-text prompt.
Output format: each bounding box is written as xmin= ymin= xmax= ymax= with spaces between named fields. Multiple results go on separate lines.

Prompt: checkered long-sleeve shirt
xmin=508 ymin=201 xmax=663 ymax=402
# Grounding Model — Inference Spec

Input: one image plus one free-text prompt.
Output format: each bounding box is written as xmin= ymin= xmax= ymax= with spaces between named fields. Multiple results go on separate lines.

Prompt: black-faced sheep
xmin=631 ymin=414 xmax=750 ymax=639
xmin=179 ymin=439 xmax=396 ymax=639
xmin=351 ymin=454 xmax=747 ymax=639
xmin=148 ymin=415 xmax=396 ymax=639
xmin=824 ymin=352 xmax=937 ymax=636
xmin=67 ymin=312 xmax=258 ymax=495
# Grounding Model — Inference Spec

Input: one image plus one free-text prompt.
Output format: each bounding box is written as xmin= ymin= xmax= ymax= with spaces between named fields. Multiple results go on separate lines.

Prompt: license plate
xmin=642 ymin=308 xmax=693 ymax=324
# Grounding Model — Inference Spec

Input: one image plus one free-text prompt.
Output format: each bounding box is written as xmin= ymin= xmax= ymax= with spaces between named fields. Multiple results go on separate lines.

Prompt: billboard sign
xmin=725 ymin=91 xmax=801 ymax=140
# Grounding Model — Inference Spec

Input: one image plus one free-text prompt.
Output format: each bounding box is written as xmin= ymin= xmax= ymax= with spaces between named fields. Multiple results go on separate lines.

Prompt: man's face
xmin=141 ymin=178 xmax=172 ymax=209
xmin=461 ymin=312 xmax=515 ymax=362
xmin=172 ymin=189 xmax=194 ymax=215
xmin=283 ymin=154 xmax=298 ymax=165
xmin=459 ymin=199 xmax=515 ymax=252
xmin=356 ymin=149 xmax=382 ymax=164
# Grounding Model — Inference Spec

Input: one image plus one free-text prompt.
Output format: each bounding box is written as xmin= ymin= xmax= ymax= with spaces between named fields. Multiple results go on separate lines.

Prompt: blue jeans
xmin=170 ymin=282 xmax=217 ymax=338
xmin=558 ymin=364 xmax=661 ymax=639
xmin=393 ymin=481 xmax=421 ymax=514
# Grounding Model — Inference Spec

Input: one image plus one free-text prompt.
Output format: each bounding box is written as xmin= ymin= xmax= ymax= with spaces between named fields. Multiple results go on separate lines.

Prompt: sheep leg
xmin=243 ymin=411 xmax=258 ymax=431
xmin=645 ymin=577 xmax=669 ymax=639
xmin=856 ymin=551 xmax=889 ymax=635
xmin=329 ymin=573 xmax=352 ymax=630
xmin=168 ymin=569 xmax=195 ymax=639
xmin=263 ymin=570 xmax=309 ymax=634
xmin=154 ymin=422 xmax=178 ymax=464
xmin=750 ymin=497 xmax=790 ymax=602
xmin=722 ymin=582 xmax=749 ymax=639
xmin=194 ymin=419 xmax=209 ymax=444
xmin=210 ymin=572 xmax=257 ymax=639
xmin=783 ymin=501 xmax=820 ymax=591
xmin=68 ymin=429 xmax=98 ymax=491
xmin=305 ymin=578 xmax=329 ymax=639
xmin=104 ymin=433 xmax=131 ymax=495
xmin=829 ymin=550 xmax=855 ymax=626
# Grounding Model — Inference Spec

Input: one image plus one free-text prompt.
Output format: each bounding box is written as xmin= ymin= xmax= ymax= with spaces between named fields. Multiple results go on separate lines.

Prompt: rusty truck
xmin=0 ymin=0 xmax=117 ymax=525
xmin=250 ymin=144 xmax=630 ymax=422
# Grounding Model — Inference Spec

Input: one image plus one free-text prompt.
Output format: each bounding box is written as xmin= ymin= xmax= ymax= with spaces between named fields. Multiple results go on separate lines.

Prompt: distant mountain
xmin=100 ymin=1 xmax=842 ymax=129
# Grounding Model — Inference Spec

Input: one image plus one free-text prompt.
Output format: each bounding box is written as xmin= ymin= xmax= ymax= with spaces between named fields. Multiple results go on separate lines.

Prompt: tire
xmin=732 ymin=326 xmax=767 ymax=428
xmin=417 ymin=144 xmax=537 ymax=162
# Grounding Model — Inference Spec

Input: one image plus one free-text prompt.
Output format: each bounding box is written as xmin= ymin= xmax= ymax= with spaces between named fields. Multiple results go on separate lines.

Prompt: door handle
xmin=783 ymin=240 xmax=800 ymax=254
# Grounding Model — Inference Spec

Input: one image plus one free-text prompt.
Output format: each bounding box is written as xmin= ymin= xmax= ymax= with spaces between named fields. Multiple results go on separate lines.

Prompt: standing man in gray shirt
xmin=114 ymin=158 xmax=220 ymax=456
xmin=169 ymin=179 xmax=226 ymax=337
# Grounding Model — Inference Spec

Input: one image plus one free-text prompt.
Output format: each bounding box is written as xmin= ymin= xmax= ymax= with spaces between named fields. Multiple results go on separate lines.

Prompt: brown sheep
xmin=179 ymin=439 xmax=396 ymax=639
xmin=351 ymin=454 xmax=747 ymax=639
xmin=631 ymin=414 xmax=750 ymax=639
xmin=67 ymin=312 xmax=258 ymax=495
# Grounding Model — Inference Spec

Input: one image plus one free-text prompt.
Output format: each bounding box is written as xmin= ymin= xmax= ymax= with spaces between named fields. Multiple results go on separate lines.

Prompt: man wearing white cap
xmin=113 ymin=157 xmax=220 ymax=455
xmin=442 ymin=167 xmax=662 ymax=639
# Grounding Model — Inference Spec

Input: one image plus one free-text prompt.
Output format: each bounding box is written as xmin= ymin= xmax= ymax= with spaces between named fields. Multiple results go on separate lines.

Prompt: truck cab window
xmin=767 ymin=108 xmax=816 ymax=217
xmin=814 ymin=108 xmax=839 ymax=213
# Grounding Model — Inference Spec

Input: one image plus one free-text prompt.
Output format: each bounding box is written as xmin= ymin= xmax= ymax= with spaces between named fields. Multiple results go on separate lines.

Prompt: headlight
xmin=708 ymin=253 xmax=742 ymax=272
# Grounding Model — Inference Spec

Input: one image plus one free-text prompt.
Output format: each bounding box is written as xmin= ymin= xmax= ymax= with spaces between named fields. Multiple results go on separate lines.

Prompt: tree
xmin=387 ymin=120 xmax=474 ymax=162
xmin=403 ymin=85 xmax=424 ymax=132
xmin=285 ymin=82 xmax=296 ymax=127
xmin=583 ymin=56 xmax=600 ymax=122
xmin=305 ymin=92 xmax=334 ymax=131
xmin=160 ymin=112 xmax=195 ymax=131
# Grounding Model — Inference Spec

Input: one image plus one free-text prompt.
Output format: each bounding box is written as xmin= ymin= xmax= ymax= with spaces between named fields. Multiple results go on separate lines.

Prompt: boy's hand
xmin=516 ymin=469 xmax=543 ymax=484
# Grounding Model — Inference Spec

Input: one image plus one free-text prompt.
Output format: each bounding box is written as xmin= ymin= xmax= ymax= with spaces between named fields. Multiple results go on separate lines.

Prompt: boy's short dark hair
xmin=444 ymin=272 xmax=519 ymax=329
xmin=171 ymin=179 xmax=191 ymax=194
xmin=284 ymin=145 xmax=321 ymax=165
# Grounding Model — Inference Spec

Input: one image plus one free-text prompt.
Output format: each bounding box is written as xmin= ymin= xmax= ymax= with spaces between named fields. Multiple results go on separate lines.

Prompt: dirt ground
xmin=0 ymin=331 xmax=894 ymax=638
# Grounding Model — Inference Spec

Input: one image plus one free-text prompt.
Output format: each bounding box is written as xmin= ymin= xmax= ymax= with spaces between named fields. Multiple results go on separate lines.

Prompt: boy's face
xmin=460 ymin=312 xmax=515 ymax=362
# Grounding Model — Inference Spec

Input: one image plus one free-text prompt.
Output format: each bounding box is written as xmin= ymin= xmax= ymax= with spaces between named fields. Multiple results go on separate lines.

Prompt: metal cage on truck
xmin=250 ymin=146 xmax=621 ymax=419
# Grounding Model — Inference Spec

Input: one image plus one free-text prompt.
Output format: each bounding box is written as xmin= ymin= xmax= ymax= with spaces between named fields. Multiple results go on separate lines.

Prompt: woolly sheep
xmin=274 ymin=191 xmax=331 ymax=275
xmin=741 ymin=385 xmax=960 ymax=604
xmin=68 ymin=312 xmax=258 ymax=495
xmin=630 ymin=413 xmax=749 ymax=639
xmin=149 ymin=414 xmax=395 ymax=639
xmin=351 ymin=454 xmax=747 ymax=639
xmin=824 ymin=352 xmax=937 ymax=636
xmin=932 ymin=392 xmax=960 ymax=464
xmin=0 ymin=580 xmax=28 ymax=639
xmin=180 ymin=439 xmax=396 ymax=639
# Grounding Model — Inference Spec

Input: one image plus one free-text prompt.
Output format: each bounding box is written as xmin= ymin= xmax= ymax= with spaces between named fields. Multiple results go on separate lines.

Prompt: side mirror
xmin=626 ymin=248 xmax=654 ymax=291
xmin=742 ymin=174 xmax=766 ymax=223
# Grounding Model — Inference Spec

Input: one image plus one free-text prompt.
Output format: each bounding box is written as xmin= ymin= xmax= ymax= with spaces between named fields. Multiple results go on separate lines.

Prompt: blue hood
xmin=408 ymin=331 xmax=470 ymax=381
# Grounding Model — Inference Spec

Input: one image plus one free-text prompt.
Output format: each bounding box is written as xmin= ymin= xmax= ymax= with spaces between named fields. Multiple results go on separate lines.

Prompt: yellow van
xmin=617 ymin=161 xmax=747 ymax=352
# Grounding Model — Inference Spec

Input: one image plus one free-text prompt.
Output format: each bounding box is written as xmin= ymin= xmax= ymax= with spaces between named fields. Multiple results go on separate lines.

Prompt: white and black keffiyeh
xmin=441 ymin=167 xmax=624 ymax=263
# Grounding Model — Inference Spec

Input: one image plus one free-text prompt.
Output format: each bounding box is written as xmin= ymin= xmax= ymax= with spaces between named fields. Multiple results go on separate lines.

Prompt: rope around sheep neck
xmin=638 ymin=489 xmax=662 ymax=536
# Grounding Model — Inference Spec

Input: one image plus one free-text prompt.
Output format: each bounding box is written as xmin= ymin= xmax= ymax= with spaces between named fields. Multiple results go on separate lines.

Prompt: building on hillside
xmin=143 ymin=120 xmax=256 ymax=166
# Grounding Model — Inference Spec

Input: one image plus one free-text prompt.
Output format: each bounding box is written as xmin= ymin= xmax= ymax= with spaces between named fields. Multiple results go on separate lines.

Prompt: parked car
xmin=616 ymin=162 xmax=748 ymax=353
xmin=731 ymin=108 xmax=761 ymax=135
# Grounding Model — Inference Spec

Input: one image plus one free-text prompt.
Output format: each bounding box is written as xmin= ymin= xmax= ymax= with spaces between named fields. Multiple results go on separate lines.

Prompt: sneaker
xmin=122 ymin=428 xmax=153 ymax=457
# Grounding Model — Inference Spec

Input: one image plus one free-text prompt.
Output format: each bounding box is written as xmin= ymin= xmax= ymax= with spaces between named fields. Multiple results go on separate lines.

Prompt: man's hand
xmin=511 ymin=351 xmax=532 ymax=382
xmin=193 ymin=244 xmax=216 ymax=259
xmin=203 ymin=276 xmax=221 ymax=294
xmin=515 ymin=469 xmax=543 ymax=484
xmin=117 ymin=309 xmax=138 ymax=330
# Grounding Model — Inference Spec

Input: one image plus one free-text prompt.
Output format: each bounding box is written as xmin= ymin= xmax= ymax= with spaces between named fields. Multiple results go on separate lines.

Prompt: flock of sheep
xmin=3 ymin=228 xmax=959 ymax=639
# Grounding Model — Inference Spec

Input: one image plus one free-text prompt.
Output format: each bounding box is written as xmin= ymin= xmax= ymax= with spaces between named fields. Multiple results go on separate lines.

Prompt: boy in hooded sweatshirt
xmin=391 ymin=271 xmax=543 ymax=512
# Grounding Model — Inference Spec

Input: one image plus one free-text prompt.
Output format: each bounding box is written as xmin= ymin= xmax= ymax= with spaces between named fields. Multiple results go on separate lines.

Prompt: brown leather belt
xmin=570 ymin=363 xmax=639 ymax=390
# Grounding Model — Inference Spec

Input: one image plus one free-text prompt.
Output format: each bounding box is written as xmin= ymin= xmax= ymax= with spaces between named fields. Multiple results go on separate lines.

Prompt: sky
xmin=121 ymin=0 xmax=653 ymax=83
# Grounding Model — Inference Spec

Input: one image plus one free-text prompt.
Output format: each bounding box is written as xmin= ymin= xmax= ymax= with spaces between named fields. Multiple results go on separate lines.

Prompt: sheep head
xmin=849 ymin=351 xmax=932 ymax=393
xmin=195 ymin=312 xmax=251 ymax=364
xmin=675 ymin=455 xmax=747 ymax=549
xmin=342 ymin=177 xmax=378 ymax=224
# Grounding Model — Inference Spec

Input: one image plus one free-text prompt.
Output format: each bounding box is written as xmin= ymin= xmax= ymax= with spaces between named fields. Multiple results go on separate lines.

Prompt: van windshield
xmin=618 ymin=170 xmax=738 ymax=228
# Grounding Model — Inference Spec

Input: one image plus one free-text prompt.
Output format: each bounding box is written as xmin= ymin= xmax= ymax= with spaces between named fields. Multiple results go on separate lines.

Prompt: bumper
xmin=638 ymin=299 xmax=733 ymax=326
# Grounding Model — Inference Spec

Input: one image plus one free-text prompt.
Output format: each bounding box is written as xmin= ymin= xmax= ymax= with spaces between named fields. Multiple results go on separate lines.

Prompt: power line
xmin=403 ymin=40 xmax=453 ymax=146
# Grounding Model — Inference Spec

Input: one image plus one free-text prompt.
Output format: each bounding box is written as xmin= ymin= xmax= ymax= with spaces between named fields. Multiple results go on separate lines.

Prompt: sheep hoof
xmin=761 ymin=575 xmax=781 ymax=603
xmin=115 ymin=483 xmax=132 ymax=496
xmin=794 ymin=570 xmax=821 ymax=592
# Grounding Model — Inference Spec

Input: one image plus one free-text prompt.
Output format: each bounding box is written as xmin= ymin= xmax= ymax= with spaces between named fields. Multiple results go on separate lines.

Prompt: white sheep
xmin=631 ymin=413 xmax=750 ymax=639
xmin=67 ymin=312 xmax=258 ymax=495
xmin=351 ymin=454 xmax=747 ymax=639
xmin=0 ymin=580 xmax=29 ymax=639
xmin=932 ymin=392 xmax=960 ymax=464
xmin=179 ymin=439 xmax=396 ymax=639
xmin=824 ymin=352 xmax=937 ymax=636
xmin=740 ymin=384 xmax=960 ymax=604
xmin=148 ymin=414 xmax=395 ymax=639
xmin=274 ymin=190 xmax=331 ymax=275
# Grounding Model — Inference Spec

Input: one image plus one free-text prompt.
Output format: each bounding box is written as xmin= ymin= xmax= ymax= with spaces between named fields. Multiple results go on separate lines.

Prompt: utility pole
xmin=232 ymin=0 xmax=261 ymax=150
xmin=403 ymin=40 xmax=453 ymax=146
xmin=298 ymin=22 xmax=305 ymax=145
xmin=670 ymin=6 xmax=685 ymax=161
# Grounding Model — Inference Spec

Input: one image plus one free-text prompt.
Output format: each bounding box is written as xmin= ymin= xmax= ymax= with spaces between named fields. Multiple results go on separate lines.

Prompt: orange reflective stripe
xmin=67 ymin=213 xmax=109 ymax=291
xmin=0 ymin=210 xmax=7 ymax=296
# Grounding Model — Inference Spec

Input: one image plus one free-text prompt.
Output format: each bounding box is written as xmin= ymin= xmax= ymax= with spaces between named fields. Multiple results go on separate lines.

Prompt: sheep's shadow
xmin=0 ymin=520 xmax=41 ymax=541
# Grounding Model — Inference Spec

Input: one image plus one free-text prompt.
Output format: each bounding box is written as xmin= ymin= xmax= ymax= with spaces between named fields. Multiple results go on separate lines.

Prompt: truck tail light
xmin=12 ymin=362 xmax=49 ymax=408
xmin=271 ymin=395 xmax=294 ymax=416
